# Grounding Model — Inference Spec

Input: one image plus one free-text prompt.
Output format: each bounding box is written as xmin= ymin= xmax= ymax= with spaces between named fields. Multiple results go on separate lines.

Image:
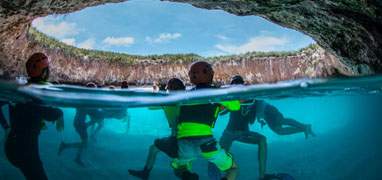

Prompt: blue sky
xmin=32 ymin=0 xmax=315 ymax=57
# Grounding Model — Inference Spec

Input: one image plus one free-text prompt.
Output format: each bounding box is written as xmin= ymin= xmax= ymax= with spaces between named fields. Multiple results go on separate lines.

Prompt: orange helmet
xmin=188 ymin=61 xmax=214 ymax=85
xmin=26 ymin=53 xmax=49 ymax=78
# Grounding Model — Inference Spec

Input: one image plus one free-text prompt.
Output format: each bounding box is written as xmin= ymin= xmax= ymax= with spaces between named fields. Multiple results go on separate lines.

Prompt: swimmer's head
xmin=230 ymin=75 xmax=244 ymax=85
xmin=166 ymin=78 xmax=186 ymax=91
xmin=86 ymin=82 xmax=97 ymax=88
xmin=188 ymin=61 xmax=214 ymax=85
xmin=121 ymin=81 xmax=129 ymax=89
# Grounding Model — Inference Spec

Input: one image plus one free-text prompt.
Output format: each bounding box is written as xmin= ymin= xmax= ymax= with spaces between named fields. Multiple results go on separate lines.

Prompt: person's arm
xmin=253 ymin=100 xmax=268 ymax=128
xmin=0 ymin=102 xmax=9 ymax=130
xmin=220 ymin=100 xmax=241 ymax=111
xmin=0 ymin=111 xmax=9 ymax=130
xmin=219 ymin=109 xmax=229 ymax=116
xmin=0 ymin=112 xmax=9 ymax=130
xmin=92 ymin=119 xmax=104 ymax=137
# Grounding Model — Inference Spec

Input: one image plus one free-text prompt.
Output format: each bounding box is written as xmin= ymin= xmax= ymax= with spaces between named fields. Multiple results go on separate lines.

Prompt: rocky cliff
xmin=0 ymin=0 xmax=380 ymax=85
xmin=0 ymin=28 xmax=351 ymax=86
xmin=168 ymin=0 xmax=382 ymax=74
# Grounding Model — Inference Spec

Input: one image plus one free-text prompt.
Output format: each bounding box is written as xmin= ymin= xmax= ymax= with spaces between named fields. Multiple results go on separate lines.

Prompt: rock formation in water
xmin=0 ymin=0 xmax=381 ymax=85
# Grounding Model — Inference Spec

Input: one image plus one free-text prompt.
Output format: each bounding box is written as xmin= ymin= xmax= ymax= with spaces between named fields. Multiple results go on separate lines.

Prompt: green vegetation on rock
xmin=29 ymin=27 xmax=318 ymax=64
xmin=28 ymin=28 xmax=202 ymax=64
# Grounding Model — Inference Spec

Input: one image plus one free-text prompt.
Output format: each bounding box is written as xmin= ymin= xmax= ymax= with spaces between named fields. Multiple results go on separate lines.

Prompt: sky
xmin=32 ymin=0 xmax=315 ymax=57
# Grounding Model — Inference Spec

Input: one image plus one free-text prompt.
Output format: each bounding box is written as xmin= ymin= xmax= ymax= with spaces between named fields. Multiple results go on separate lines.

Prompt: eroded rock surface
xmin=0 ymin=28 xmax=351 ymax=85
xmin=168 ymin=0 xmax=382 ymax=74
xmin=0 ymin=0 xmax=381 ymax=85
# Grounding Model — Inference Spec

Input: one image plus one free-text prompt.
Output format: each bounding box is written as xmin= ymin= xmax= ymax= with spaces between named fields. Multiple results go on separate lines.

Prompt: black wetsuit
xmin=0 ymin=102 xmax=10 ymax=130
xmin=5 ymin=102 xmax=63 ymax=180
xmin=225 ymin=101 xmax=257 ymax=132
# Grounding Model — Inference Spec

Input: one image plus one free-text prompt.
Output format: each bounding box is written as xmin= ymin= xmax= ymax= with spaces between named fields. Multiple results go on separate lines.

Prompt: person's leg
xmin=172 ymin=139 xmax=198 ymax=179
xmin=282 ymin=118 xmax=306 ymax=129
xmin=208 ymin=130 xmax=236 ymax=180
xmin=6 ymin=136 xmax=48 ymax=180
xmin=59 ymin=114 xmax=88 ymax=157
xmin=90 ymin=119 xmax=104 ymax=141
xmin=19 ymin=158 xmax=48 ymax=180
xmin=128 ymin=144 xmax=160 ymax=180
xmin=265 ymin=105 xmax=306 ymax=136
xmin=283 ymin=118 xmax=316 ymax=138
xmin=270 ymin=125 xmax=304 ymax=135
xmin=237 ymin=131 xmax=267 ymax=179
xmin=74 ymin=140 xmax=87 ymax=167
xmin=145 ymin=144 xmax=160 ymax=170
xmin=219 ymin=130 xmax=236 ymax=151
xmin=73 ymin=122 xmax=88 ymax=166
xmin=200 ymin=138 xmax=238 ymax=180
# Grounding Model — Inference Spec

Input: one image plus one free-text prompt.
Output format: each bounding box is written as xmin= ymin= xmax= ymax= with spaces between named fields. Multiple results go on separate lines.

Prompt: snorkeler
xmin=5 ymin=52 xmax=64 ymax=180
xmin=171 ymin=61 xmax=241 ymax=180
xmin=232 ymin=75 xmax=315 ymax=138
xmin=58 ymin=82 xmax=105 ymax=167
xmin=128 ymin=77 xmax=186 ymax=180
xmin=208 ymin=75 xmax=267 ymax=180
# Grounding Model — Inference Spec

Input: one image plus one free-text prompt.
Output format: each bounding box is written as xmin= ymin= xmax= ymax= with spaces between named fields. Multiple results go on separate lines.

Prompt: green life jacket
xmin=177 ymin=100 xmax=240 ymax=139
xmin=163 ymin=106 xmax=180 ymax=130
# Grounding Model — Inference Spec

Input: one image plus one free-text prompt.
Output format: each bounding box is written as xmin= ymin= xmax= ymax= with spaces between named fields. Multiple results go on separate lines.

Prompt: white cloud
xmin=103 ymin=36 xmax=135 ymax=46
xmin=215 ymin=34 xmax=229 ymax=41
xmin=146 ymin=33 xmax=182 ymax=43
xmin=61 ymin=38 xmax=76 ymax=46
xmin=215 ymin=36 xmax=288 ymax=54
xmin=78 ymin=38 xmax=96 ymax=50
xmin=32 ymin=18 xmax=79 ymax=38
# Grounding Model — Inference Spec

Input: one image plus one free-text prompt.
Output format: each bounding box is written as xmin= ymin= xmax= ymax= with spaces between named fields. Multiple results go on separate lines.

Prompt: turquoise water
xmin=0 ymin=76 xmax=381 ymax=180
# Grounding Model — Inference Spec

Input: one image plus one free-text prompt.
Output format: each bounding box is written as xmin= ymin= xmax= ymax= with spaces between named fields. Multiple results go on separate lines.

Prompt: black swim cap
xmin=166 ymin=78 xmax=185 ymax=91
xmin=231 ymin=75 xmax=244 ymax=85
xmin=86 ymin=82 xmax=97 ymax=88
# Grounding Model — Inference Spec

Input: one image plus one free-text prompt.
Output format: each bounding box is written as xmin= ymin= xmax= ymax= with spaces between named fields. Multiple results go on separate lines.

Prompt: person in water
xmin=208 ymin=75 xmax=268 ymax=180
xmin=128 ymin=77 xmax=186 ymax=180
xmin=231 ymin=75 xmax=315 ymax=138
xmin=58 ymin=82 xmax=105 ymax=167
xmin=171 ymin=61 xmax=241 ymax=180
xmin=5 ymin=52 xmax=64 ymax=180
xmin=121 ymin=80 xmax=129 ymax=89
